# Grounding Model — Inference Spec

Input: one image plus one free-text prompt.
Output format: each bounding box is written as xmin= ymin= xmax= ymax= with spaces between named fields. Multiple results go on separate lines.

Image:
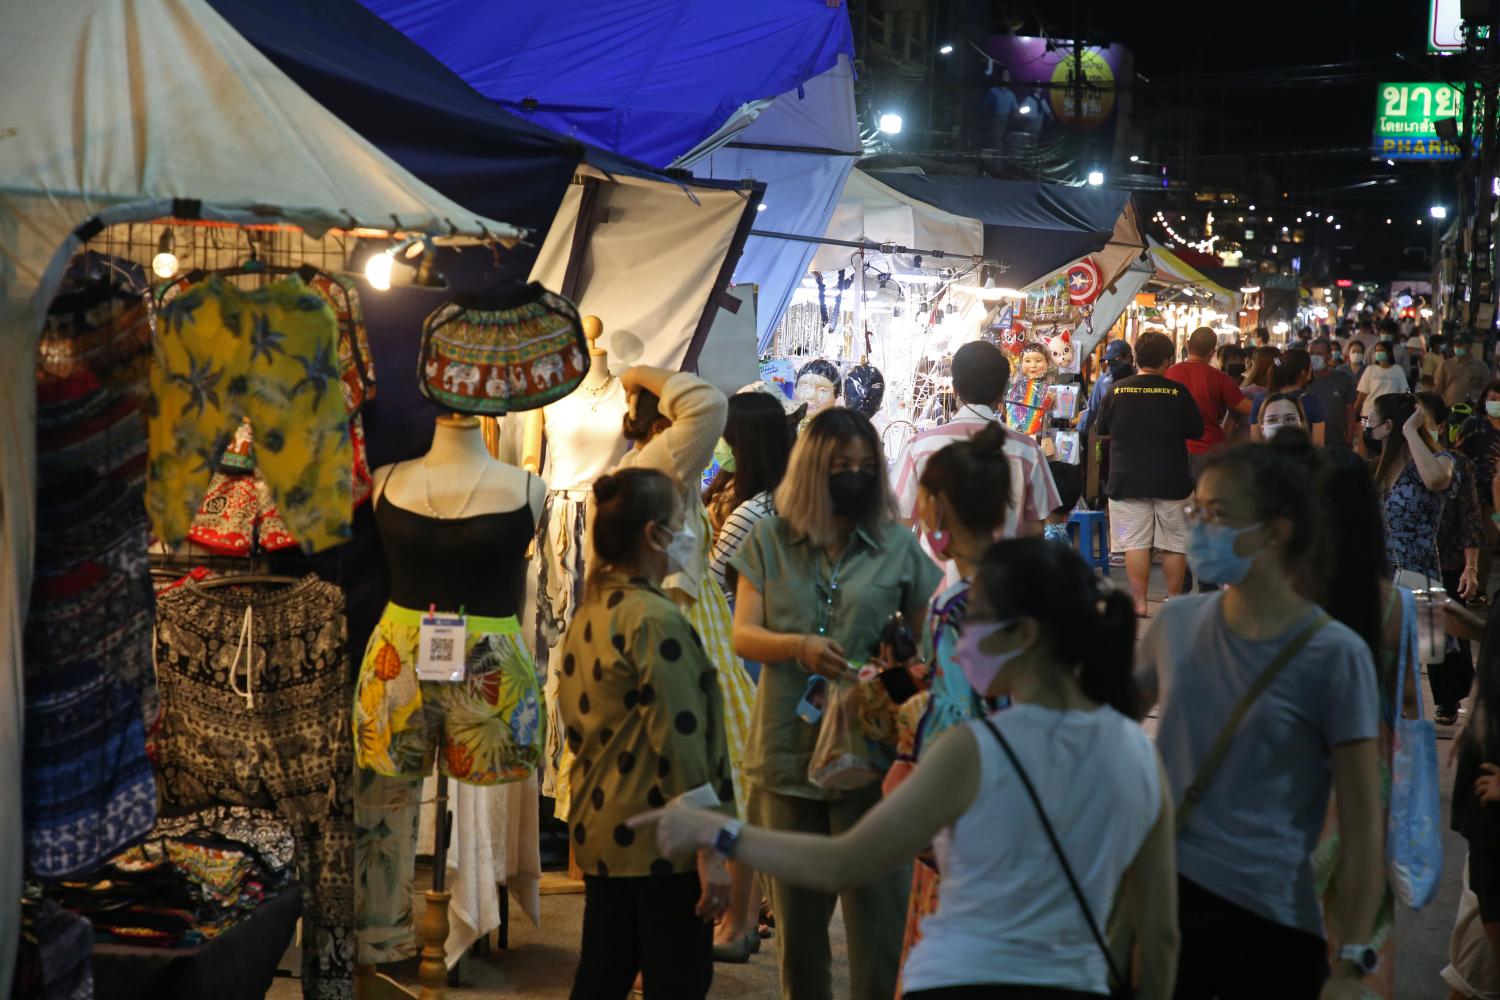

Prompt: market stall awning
xmin=1150 ymin=239 xmax=1236 ymax=308
xmin=868 ymin=173 xmax=1140 ymax=288
xmin=209 ymin=0 xmax=764 ymax=372
xmin=356 ymin=0 xmax=855 ymax=168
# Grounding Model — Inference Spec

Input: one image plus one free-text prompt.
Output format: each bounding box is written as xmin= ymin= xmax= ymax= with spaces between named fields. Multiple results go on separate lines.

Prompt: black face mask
xmin=1363 ymin=428 xmax=1386 ymax=454
xmin=828 ymin=470 xmax=878 ymax=518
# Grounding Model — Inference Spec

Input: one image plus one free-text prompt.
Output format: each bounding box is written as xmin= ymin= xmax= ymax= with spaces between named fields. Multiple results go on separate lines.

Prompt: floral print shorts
xmin=354 ymin=604 xmax=544 ymax=785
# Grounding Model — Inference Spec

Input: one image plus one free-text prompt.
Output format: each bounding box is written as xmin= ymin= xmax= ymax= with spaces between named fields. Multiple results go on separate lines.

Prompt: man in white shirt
xmin=893 ymin=340 xmax=1061 ymax=543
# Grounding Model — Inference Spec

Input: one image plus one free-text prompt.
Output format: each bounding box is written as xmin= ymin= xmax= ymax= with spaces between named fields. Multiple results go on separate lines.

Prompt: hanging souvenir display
xmin=1066 ymin=257 xmax=1102 ymax=305
xmin=794 ymin=358 xmax=842 ymax=419
xmin=1004 ymin=343 xmax=1055 ymax=436
xmin=419 ymin=283 xmax=587 ymax=415
xmin=1045 ymin=328 xmax=1079 ymax=375
xmin=843 ymin=362 xmax=886 ymax=418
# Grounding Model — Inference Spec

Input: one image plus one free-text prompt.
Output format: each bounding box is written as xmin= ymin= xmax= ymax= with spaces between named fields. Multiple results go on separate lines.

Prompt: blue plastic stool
xmin=1066 ymin=509 xmax=1111 ymax=575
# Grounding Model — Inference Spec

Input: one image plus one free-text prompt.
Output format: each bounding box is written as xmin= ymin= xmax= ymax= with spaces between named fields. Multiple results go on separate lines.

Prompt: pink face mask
xmin=952 ymin=620 xmax=1024 ymax=697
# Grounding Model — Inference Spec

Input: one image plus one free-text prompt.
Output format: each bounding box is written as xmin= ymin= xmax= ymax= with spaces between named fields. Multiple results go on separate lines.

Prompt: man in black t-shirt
xmin=1096 ymin=331 xmax=1204 ymax=615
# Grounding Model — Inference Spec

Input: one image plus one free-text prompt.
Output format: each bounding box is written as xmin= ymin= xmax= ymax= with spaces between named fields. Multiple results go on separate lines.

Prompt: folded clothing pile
xmin=47 ymin=806 xmax=295 ymax=948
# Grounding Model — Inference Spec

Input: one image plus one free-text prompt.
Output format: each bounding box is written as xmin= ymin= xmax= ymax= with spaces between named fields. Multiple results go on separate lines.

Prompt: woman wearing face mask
xmin=1216 ymin=343 xmax=1247 ymax=383
xmin=611 ymin=367 xmax=758 ymax=932
xmin=1256 ymin=392 xmax=1308 ymax=440
xmin=634 ymin=538 xmax=1178 ymax=1000
xmin=1353 ymin=342 xmax=1410 ymax=431
xmin=888 ymin=425 xmax=1012 ymax=983
xmin=559 ymin=467 xmax=735 ymax=999
xmin=1364 ymin=392 xmax=1456 ymax=589
xmin=727 ymin=408 xmax=943 ymax=1000
xmin=1139 ymin=442 xmax=1385 ymax=1000
xmin=1254 ymin=350 xmax=1326 ymax=445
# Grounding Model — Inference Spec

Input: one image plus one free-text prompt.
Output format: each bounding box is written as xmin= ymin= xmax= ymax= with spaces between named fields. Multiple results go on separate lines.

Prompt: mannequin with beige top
xmin=520 ymin=317 xmax=629 ymax=810
xmin=352 ymin=414 xmax=547 ymax=995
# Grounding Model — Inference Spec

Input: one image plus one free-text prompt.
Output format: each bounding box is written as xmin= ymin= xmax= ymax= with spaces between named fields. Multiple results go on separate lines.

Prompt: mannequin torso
xmin=373 ymin=415 xmax=545 ymax=617
xmin=523 ymin=315 xmax=617 ymax=475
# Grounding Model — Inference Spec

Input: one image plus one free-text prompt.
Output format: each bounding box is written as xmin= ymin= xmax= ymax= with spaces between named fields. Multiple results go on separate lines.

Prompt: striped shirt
xmin=892 ymin=404 xmax=1060 ymax=538
xmin=710 ymin=491 xmax=776 ymax=597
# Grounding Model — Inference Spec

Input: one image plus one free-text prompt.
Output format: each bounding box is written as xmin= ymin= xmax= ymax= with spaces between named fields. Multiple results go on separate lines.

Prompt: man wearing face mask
xmin=1304 ymin=339 xmax=1356 ymax=449
xmin=1436 ymin=334 xmax=1492 ymax=408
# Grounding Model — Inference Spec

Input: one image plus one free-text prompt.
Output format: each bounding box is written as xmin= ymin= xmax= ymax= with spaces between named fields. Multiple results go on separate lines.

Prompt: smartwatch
xmin=1338 ymin=943 xmax=1378 ymax=976
xmin=713 ymin=819 xmax=744 ymax=859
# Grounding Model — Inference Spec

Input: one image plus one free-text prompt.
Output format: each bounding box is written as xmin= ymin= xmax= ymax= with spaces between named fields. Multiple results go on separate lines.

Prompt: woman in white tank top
xmin=632 ymin=538 xmax=1179 ymax=999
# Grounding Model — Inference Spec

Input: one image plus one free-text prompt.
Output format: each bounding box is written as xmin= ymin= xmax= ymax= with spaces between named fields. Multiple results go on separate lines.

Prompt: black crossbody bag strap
xmin=978 ymin=717 xmax=1131 ymax=998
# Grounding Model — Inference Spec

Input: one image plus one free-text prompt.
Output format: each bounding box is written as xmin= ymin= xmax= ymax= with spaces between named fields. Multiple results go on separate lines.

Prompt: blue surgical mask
xmin=1186 ymin=519 xmax=1264 ymax=586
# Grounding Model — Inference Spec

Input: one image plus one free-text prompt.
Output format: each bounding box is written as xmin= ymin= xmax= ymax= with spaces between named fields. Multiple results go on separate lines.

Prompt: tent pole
xmin=747 ymin=228 xmax=995 ymax=267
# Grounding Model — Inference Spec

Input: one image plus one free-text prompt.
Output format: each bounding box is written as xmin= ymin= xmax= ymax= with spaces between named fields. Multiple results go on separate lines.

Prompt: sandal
xmin=1436 ymin=707 xmax=1459 ymax=726
xmin=711 ymin=933 xmax=755 ymax=964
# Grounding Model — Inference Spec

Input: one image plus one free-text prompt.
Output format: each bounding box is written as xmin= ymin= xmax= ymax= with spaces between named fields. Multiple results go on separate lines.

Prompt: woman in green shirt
xmin=731 ymin=409 xmax=943 ymax=1000
xmin=559 ymin=466 xmax=734 ymax=999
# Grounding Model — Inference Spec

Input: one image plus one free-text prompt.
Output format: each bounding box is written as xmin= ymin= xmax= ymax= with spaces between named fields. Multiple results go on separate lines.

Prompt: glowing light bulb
xmin=151 ymin=252 xmax=179 ymax=279
xmin=364 ymin=250 xmax=394 ymax=291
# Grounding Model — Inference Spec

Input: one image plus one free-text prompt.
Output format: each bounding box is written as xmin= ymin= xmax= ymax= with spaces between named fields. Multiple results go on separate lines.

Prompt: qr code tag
xmin=417 ymin=613 xmax=466 ymax=682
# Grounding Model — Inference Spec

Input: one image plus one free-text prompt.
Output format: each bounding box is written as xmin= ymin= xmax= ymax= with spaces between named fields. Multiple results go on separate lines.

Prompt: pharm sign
xmin=1373 ymin=82 xmax=1466 ymax=160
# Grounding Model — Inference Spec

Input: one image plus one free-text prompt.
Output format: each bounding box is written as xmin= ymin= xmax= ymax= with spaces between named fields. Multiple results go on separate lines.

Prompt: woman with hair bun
xmin=887 ymin=422 xmax=1012 ymax=978
xmin=559 ymin=466 xmax=734 ymax=999
xmin=1139 ymin=440 xmax=1385 ymax=998
xmin=632 ymin=538 xmax=1179 ymax=1000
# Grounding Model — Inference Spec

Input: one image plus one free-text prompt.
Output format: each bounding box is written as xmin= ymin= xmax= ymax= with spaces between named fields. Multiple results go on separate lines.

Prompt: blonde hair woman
xmin=729 ymin=408 xmax=943 ymax=1000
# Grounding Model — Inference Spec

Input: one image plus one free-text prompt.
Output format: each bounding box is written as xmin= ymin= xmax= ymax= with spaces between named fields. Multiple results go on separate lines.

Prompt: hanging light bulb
xmin=151 ymin=230 xmax=178 ymax=279
xmin=364 ymin=248 xmax=395 ymax=291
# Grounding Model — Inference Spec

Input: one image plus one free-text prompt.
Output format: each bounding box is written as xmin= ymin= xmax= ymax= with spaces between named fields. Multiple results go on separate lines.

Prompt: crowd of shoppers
xmin=555 ymin=317 xmax=1500 ymax=1000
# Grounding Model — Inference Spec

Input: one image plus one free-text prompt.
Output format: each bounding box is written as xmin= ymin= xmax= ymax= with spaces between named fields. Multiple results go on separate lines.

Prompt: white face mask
xmin=654 ymin=519 xmax=697 ymax=576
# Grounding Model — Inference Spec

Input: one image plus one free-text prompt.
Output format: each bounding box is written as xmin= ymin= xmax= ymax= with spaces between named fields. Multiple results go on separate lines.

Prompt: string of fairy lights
xmin=1152 ymin=210 xmax=1219 ymax=253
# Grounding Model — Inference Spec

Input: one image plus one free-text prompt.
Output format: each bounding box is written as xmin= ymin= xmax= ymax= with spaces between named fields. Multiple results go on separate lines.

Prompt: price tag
xmin=417 ymin=611 xmax=467 ymax=682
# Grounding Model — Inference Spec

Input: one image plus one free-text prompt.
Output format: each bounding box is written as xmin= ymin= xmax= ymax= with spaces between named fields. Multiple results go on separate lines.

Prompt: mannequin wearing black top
xmin=373 ymin=414 xmax=545 ymax=596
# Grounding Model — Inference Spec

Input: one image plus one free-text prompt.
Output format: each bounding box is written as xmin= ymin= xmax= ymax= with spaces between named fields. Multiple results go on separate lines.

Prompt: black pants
xmin=905 ymin=986 xmax=1106 ymax=999
xmin=570 ymin=872 xmax=711 ymax=1000
xmin=1173 ymin=877 xmax=1327 ymax=1000
xmin=1436 ymin=566 xmax=1477 ymax=711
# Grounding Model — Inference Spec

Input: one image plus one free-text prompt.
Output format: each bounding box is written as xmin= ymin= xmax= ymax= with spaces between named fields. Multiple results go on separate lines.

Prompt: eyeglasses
xmin=1183 ymin=504 xmax=1251 ymax=527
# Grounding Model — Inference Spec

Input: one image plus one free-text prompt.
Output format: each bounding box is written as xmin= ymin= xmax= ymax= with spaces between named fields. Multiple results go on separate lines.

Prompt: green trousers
xmin=746 ymin=785 xmax=912 ymax=1000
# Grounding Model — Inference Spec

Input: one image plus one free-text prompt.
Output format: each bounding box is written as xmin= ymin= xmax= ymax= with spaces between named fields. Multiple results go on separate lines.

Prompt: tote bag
xmin=1387 ymin=584 xmax=1443 ymax=909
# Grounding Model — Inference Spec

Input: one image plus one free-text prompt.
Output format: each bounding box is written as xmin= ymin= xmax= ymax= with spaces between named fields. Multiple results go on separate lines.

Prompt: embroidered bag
xmin=418 ymin=283 xmax=586 ymax=415
xmin=1388 ymin=585 xmax=1443 ymax=908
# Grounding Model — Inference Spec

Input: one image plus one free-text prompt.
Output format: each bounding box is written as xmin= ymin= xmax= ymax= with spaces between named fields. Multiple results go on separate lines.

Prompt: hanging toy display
xmin=1004 ymin=342 xmax=1056 ymax=436
xmin=1045 ymin=328 xmax=1079 ymax=375
xmin=843 ymin=361 xmax=886 ymax=418
xmin=794 ymin=358 xmax=842 ymax=421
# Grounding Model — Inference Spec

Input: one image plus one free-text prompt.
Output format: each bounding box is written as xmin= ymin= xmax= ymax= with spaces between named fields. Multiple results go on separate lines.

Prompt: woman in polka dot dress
xmin=559 ymin=467 xmax=736 ymax=1000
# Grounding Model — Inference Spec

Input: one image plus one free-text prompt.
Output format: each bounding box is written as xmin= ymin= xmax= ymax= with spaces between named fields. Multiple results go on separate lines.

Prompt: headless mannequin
xmin=522 ymin=315 xmax=611 ymax=474
xmin=378 ymin=414 xmax=544 ymax=522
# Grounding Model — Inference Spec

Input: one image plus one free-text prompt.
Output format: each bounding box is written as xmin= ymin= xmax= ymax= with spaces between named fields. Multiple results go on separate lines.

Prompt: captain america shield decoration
xmin=1066 ymin=258 xmax=1101 ymax=305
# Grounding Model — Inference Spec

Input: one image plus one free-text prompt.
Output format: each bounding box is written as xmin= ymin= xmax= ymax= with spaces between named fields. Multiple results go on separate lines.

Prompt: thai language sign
xmin=1373 ymin=82 xmax=1467 ymax=160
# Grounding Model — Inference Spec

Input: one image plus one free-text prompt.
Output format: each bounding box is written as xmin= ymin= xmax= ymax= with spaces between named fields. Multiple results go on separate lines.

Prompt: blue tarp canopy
xmin=356 ymin=0 xmax=855 ymax=168
xmin=205 ymin=0 xmax=763 ymax=372
xmin=206 ymin=0 xmax=739 ymax=234
xmin=869 ymin=173 xmax=1134 ymax=289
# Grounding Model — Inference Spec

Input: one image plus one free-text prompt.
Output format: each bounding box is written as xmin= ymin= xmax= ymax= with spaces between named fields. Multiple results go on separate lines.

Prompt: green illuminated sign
xmin=1373 ymin=82 xmax=1466 ymax=160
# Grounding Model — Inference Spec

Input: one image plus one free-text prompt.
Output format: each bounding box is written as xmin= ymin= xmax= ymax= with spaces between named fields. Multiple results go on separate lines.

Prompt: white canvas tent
xmin=810 ymin=169 xmax=985 ymax=274
xmin=0 ymin=0 xmax=524 ymax=981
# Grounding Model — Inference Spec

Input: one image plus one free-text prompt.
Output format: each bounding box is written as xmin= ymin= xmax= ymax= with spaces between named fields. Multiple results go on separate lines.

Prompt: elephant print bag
xmin=419 ymin=282 xmax=587 ymax=415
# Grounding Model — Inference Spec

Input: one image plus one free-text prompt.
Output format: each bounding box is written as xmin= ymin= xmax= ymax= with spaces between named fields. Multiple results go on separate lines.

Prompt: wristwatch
xmin=1338 ymin=943 xmax=1378 ymax=976
xmin=712 ymin=819 xmax=744 ymax=859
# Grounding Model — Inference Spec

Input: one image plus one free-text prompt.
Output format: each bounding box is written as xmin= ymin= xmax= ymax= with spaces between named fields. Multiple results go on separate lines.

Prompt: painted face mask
xmin=952 ymin=620 xmax=1025 ymax=696
xmin=1185 ymin=519 xmax=1264 ymax=586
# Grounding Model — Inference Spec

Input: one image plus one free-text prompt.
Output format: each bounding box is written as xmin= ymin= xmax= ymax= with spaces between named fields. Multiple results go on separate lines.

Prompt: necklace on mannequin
xmin=421 ymin=456 xmax=489 ymax=519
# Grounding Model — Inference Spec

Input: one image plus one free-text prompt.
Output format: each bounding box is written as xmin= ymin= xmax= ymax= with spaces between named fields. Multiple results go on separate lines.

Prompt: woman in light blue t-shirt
xmin=1140 ymin=437 xmax=1385 ymax=1000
